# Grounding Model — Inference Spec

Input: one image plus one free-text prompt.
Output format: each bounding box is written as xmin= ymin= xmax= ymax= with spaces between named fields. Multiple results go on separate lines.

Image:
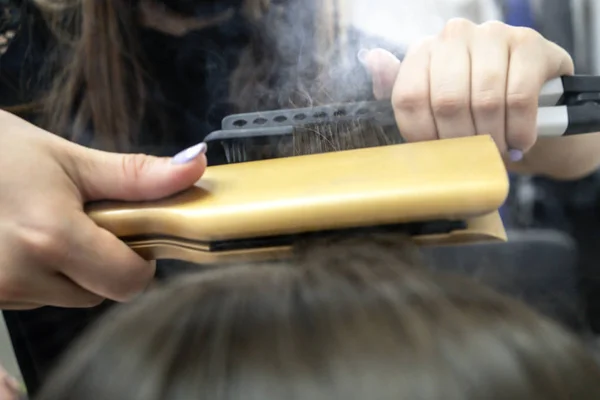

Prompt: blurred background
xmin=351 ymin=0 xmax=600 ymax=74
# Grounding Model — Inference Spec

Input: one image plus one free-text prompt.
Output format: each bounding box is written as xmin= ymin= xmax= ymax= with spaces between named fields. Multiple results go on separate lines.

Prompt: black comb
xmin=205 ymin=100 xmax=404 ymax=164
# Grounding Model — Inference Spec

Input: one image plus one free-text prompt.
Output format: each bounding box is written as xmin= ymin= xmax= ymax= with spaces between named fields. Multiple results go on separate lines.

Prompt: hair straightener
xmin=85 ymin=75 xmax=600 ymax=265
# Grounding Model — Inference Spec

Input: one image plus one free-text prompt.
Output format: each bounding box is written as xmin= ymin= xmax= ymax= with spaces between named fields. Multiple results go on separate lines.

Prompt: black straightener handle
xmin=537 ymin=75 xmax=600 ymax=137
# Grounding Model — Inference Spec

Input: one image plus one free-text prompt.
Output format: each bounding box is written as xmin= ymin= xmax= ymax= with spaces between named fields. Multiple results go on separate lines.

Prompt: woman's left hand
xmin=360 ymin=18 xmax=575 ymax=161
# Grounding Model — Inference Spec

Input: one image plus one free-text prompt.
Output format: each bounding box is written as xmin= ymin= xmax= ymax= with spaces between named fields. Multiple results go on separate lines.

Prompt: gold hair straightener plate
xmin=86 ymin=135 xmax=509 ymax=264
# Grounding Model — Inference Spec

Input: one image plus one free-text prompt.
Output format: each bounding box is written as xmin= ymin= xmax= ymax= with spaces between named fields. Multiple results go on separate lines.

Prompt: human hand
xmin=359 ymin=19 xmax=574 ymax=161
xmin=0 ymin=364 xmax=24 ymax=400
xmin=0 ymin=110 xmax=207 ymax=309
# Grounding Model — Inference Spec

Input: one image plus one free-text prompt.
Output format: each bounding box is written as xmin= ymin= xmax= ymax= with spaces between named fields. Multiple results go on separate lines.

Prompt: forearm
xmin=506 ymin=133 xmax=600 ymax=180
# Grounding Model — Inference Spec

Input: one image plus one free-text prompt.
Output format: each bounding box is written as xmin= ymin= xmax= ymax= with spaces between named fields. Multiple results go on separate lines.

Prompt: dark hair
xmin=36 ymin=235 xmax=600 ymax=400
xmin=31 ymin=0 xmax=355 ymax=151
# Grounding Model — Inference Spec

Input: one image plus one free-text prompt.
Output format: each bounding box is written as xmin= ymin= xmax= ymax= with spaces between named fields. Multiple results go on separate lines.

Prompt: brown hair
xmin=31 ymin=0 xmax=352 ymax=151
xmin=36 ymin=235 xmax=600 ymax=400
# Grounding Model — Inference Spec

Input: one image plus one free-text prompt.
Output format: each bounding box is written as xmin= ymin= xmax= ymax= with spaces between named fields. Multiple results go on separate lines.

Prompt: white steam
xmin=348 ymin=0 xmax=503 ymax=49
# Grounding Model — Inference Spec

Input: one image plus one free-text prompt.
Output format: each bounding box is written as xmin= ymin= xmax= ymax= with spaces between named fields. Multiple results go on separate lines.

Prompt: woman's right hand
xmin=0 ymin=110 xmax=207 ymax=309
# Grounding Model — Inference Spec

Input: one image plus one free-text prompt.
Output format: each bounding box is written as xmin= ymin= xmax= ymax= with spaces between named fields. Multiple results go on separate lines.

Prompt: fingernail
xmin=509 ymin=149 xmax=524 ymax=162
xmin=357 ymin=48 xmax=370 ymax=66
xmin=171 ymin=142 xmax=207 ymax=165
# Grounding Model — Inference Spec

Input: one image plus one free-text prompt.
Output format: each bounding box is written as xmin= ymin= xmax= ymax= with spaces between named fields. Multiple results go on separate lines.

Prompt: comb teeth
xmin=206 ymin=101 xmax=402 ymax=165
xmin=292 ymin=120 xmax=401 ymax=157
xmin=222 ymin=140 xmax=248 ymax=164
xmin=222 ymin=136 xmax=290 ymax=164
xmin=217 ymin=119 xmax=403 ymax=164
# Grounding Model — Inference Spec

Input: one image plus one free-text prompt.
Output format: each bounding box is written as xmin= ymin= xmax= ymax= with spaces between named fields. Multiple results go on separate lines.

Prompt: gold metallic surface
xmin=86 ymin=136 xmax=509 ymax=263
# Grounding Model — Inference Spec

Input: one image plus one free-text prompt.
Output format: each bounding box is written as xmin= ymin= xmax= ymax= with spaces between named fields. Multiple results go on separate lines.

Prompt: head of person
xmin=31 ymin=0 xmax=361 ymax=151
xmin=36 ymin=235 xmax=600 ymax=400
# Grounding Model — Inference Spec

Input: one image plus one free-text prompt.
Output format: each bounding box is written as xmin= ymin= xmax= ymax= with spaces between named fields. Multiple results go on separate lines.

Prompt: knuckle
xmin=392 ymin=89 xmax=429 ymax=112
xmin=432 ymin=93 xmax=468 ymax=117
xmin=506 ymin=91 xmax=536 ymax=112
xmin=121 ymin=153 xmax=150 ymax=183
xmin=511 ymin=26 xmax=542 ymax=45
xmin=442 ymin=18 xmax=474 ymax=38
xmin=16 ymin=216 xmax=71 ymax=265
xmin=478 ymin=20 xmax=508 ymax=34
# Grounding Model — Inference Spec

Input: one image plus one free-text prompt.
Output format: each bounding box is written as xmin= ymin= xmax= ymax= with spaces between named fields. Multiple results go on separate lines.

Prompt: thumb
xmin=358 ymin=48 xmax=402 ymax=100
xmin=67 ymin=142 xmax=208 ymax=201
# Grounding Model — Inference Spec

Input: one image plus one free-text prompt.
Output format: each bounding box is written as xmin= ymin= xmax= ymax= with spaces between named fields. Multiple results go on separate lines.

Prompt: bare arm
xmin=507 ymin=133 xmax=600 ymax=180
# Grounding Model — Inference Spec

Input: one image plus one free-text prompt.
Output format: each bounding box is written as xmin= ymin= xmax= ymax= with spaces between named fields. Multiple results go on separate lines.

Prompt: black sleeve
xmin=0 ymin=0 xmax=51 ymax=115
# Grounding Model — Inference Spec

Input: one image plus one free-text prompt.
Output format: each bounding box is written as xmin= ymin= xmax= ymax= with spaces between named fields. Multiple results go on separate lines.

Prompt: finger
xmin=430 ymin=34 xmax=476 ymax=139
xmin=33 ymin=274 xmax=105 ymax=308
xmin=469 ymin=22 xmax=510 ymax=152
xmin=0 ymin=268 xmax=104 ymax=308
xmin=360 ymin=48 xmax=402 ymax=99
xmin=60 ymin=213 xmax=156 ymax=302
xmin=543 ymin=39 xmax=575 ymax=77
xmin=0 ymin=302 xmax=42 ymax=310
xmin=391 ymin=37 xmax=438 ymax=142
xmin=506 ymin=29 xmax=574 ymax=152
xmin=64 ymin=142 xmax=208 ymax=202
